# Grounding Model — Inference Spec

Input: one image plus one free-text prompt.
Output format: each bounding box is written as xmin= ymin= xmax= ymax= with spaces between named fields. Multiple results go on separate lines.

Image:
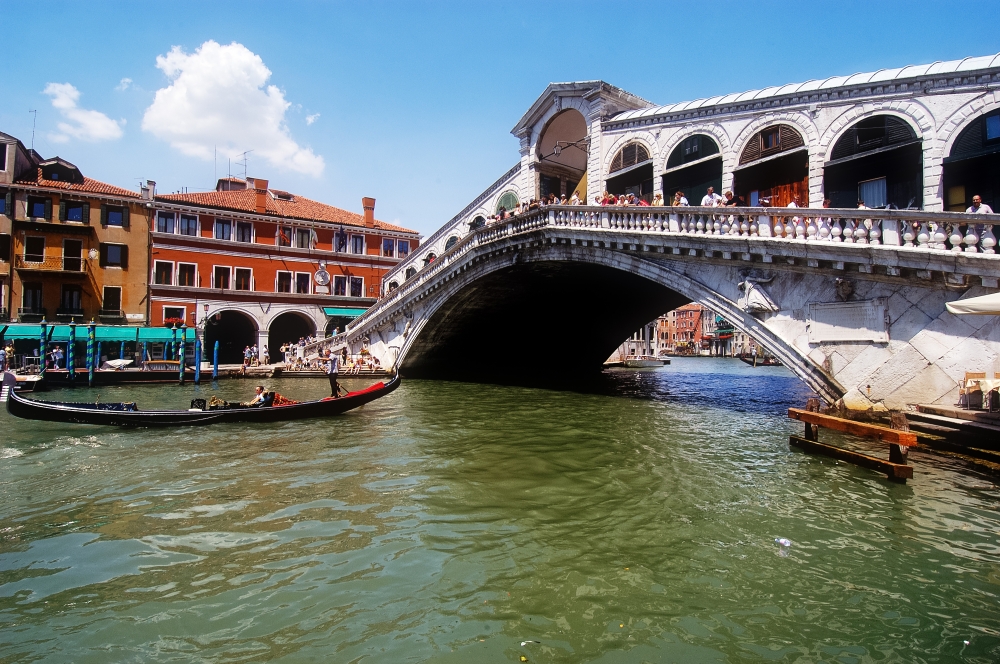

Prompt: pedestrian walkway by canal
xmin=0 ymin=359 xmax=997 ymax=662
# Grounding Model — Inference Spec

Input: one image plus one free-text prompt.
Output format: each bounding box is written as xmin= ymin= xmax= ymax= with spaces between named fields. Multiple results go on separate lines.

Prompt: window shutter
xmin=43 ymin=197 xmax=52 ymax=221
xmin=5 ymin=192 xmax=12 ymax=218
xmin=82 ymin=202 xmax=90 ymax=224
xmin=120 ymin=245 xmax=129 ymax=269
xmin=121 ymin=206 xmax=130 ymax=229
xmin=99 ymin=243 xmax=109 ymax=267
xmin=100 ymin=204 xmax=107 ymax=227
xmin=59 ymin=200 xmax=67 ymax=221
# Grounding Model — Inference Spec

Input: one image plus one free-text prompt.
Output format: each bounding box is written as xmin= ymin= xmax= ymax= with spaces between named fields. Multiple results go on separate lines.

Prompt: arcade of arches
xmin=606 ymin=142 xmax=653 ymax=202
xmin=204 ymin=310 xmax=258 ymax=364
xmin=733 ymin=124 xmax=808 ymax=207
xmin=536 ymin=109 xmax=587 ymax=200
xmin=268 ymin=312 xmax=316 ymax=353
xmin=662 ymin=135 xmax=722 ymax=203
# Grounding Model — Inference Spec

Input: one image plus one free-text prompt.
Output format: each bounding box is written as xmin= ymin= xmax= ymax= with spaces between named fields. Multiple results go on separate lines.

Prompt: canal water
xmin=1 ymin=358 xmax=998 ymax=663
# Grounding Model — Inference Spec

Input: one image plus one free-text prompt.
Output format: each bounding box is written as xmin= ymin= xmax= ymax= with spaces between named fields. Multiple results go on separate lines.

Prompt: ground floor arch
xmin=203 ymin=310 xmax=258 ymax=364
xmin=268 ymin=311 xmax=316 ymax=353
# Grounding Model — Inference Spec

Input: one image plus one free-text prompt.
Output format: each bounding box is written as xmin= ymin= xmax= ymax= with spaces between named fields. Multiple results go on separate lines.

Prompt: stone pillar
xmin=586 ymin=112 xmax=604 ymax=204
xmin=922 ymin=141 xmax=944 ymax=212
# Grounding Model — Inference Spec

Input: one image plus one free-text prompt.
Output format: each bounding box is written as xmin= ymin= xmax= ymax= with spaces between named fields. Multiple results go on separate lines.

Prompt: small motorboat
xmin=5 ymin=374 xmax=400 ymax=427
xmin=40 ymin=360 xmax=197 ymax=386
xmin=1 ymin=371 xmax=43 ymax=395
xmin=623 ymin=355 xmax=668 ymax=368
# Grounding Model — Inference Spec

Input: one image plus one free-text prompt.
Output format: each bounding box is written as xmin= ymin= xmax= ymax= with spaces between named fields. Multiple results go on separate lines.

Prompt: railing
xmin=17 ymin=308 xmax=46 ymax=321
xmin=99 ymin=309 xmax=125 ymax=320
xmin=303 ymin=204 xmax=1000 ymax=358
xmin=56 ymin=307 xmax=85 ymax=318
xmin=13 ymin=255 xmax=88 ymax=273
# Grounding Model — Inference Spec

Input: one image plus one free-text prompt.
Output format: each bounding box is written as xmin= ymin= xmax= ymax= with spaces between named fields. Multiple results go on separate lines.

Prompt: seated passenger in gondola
xmin=247 ymin=385 xmax=268 ymax=407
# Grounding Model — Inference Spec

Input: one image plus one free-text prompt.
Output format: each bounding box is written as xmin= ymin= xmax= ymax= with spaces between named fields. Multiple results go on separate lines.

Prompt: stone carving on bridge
xmin=737 ymin=280 xmax=780 ymax=316
xmin=806 ymin=298 xmax=889 ymax=344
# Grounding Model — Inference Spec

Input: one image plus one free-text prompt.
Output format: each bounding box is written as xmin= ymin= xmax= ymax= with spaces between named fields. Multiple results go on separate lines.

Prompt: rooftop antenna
xmin=28 ymin=109 xmax=37 ymax=150
xmin=237 ymin=150 xmax=253 ymax=180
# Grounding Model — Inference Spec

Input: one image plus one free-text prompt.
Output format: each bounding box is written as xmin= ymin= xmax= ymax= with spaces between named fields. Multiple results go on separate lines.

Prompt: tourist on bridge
xmin=965 ymin=194 xmax=994 ymax=240
xmin=324 ymin=349 xmax=340 ymax=397
xmin=672 ymin=191 xmax=689 ymax=206
xmin=652 ymin=193 xmax=664 ymax=206
xmin=570 ymin=190 xmax=581 ymax=205
xmin=701 ymin=187 xmax=724 ymax=207
xmin=724 ymin=191 xmax=745 ymax=207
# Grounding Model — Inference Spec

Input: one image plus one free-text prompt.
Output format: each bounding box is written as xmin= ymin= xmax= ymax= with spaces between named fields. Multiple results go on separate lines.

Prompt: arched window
xmin=423 ymin=253 xmax=437 ymax=266
xmin=496 ymin=192 xmax=518 ymax=214
xmin=666 ymin=135 xmax=720 ymax=169
xmin=609 ymin=142 xmax=650 ymax=173
xmin=831 ymin=116 xmax=917 ymax=161
xmin=949 ymin=109 xmax=1000 ymax=160
xmin=445 ymin=236 xmax=459 ymax=251
xmin=739 ymin=125 xmax=804 ymax=165
xmin=388 ymin=281 xmax=399 ymax=291
xmin=469 ymin=216 xmax=486 ymax=231
xmin=405 ymin=267 xmax=416 ymax=279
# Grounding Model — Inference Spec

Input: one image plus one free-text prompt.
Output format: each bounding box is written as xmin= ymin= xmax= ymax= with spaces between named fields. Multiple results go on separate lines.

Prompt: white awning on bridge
xmin=946 ymin=292 xmax=1000 ymax=315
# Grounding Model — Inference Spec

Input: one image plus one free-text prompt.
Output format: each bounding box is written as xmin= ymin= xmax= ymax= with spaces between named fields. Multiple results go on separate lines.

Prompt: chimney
xmin=362 ymin=197 xmax=375 ymax=228
xmin=253 ymin=178 xmax=269 ymax=214
xmin=141 ymin=179 xmax=156 ymax=200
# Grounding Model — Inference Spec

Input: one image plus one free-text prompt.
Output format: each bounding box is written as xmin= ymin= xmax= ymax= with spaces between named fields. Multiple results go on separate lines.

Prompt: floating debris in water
xmin=775 ymin=538 xmax=792 ymax=547
xmin=521 ymin=641 xmax=540 ymax=646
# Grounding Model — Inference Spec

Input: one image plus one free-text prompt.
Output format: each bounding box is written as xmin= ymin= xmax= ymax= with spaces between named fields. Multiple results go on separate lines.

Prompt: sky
xmin=2 ymin=0 xmax=998 ymax=236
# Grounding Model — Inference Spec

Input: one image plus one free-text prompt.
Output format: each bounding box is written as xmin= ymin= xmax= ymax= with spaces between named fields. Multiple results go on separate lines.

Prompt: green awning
xmin=323 ymin=307 xmax=368 ymax=318
xmin=0 ymin=324 xmax=185 ymax=342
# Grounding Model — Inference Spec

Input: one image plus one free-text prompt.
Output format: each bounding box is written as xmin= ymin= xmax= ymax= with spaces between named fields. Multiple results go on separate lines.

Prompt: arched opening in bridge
xmin=536 ymin=109 xmax=588 ymax=200
xmin=445 ymin=235 xmax=460 ymax=251
xmin=824 ymin=115 xmax=922 ymax=209
xmin=662 ymin=135 xmax=722 ymax=204
xmin=268 ymin=311 xmax=316 ymax=352
xmin=943 ymin=108 xmax=1000 ymax=212
xmin=203 ymin=310 xmax=257 ymax=364
xmin=733 ymin=124 xmax=807 ymax=207
xmin=470 ymin=215 xmax=487 ymax=231
xmin=400 ymin=261 xmax=689 ymax=381
xmin=405 ymin=266 xmax=417 ymax=280
xmin=423 ymin=253 xmax=437 ymax=266
xmin=496 ymin=192 xmax=519 ymax=215
xmin=606 ymin=142 xmax=653 ymax=203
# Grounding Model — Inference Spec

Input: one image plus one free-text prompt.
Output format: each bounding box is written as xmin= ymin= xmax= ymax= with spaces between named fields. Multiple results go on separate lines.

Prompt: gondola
xmin=5 ymin=374 xmax=400 ymax=427
xmin=737 ymin=354 xmax=782 ymax=367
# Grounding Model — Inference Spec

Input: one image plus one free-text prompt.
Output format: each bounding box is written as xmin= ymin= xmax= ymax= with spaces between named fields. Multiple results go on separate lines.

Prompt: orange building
xmin=149 ymin=177 xmax=420 ymax=362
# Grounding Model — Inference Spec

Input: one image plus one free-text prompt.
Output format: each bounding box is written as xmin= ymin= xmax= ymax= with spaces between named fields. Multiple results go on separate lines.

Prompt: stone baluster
xmin=915 ymin=222 xmax=930 ymax=250
xmin=854 ymin=219 xmax=869 ymax=245
xmin=830 ymin=218 xmax=843 ymax=242
xmin=793 ymin=215 xmax=806 ymax=240
xmin=740 ymin=216 xmax=750 ymax=236
xmin=817 ymin=217 xmax=831 ymax=241
xmin=982 ymin=225 xmax=997 ymax=254
xmin=868 ymin=219 xmax=881 ymax=246
xmin=772 ymin=216 xmax=785 ymax=239
xmin=963 ymin=224 xmax=980 ymax=253
xmin=720 ymin=215 xmax=731 ymax=235
xmin=842 ymin=219 xmax=855 ymax=243
xmin=695 ymin=215 xmax=706 ymax=235
xmin=806 ymin=216 xmax=818 ymax=241
xmin=712 ymin=216 xmax=722 ymax=235
xmin=901 ymin=221 xmax=916 ymax=247
xmin=948 ymin=223 xmax=964 ymax=252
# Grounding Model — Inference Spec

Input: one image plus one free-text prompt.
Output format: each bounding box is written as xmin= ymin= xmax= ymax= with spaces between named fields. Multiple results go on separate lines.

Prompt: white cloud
xmin=116 ymin=78 xmax=133 ymax=91
xmin=306 ymin=113 xmax=320 ymax=125
xmin=43 ymin=83 xmax=124 ymax=143
xmin=142 ymin=40 xmax=324 ymax=176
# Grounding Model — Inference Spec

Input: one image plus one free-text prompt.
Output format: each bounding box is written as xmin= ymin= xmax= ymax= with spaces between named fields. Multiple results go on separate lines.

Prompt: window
xmin=234 ymin=268 xmax=252 ymax=290
xmin=276 ymin=271 xmax=292 ymax=293
xmin=22 ymin=283 xmax=42 ymax=312
xmin=64 ymin=202 xmax=85 ymax=222
xmin=350 ymin=234 xmax=365 ymax=254
xmin=154 ymin=261 xmax=174 ymax=285
xmin=278 ymin=226 xmax=292 ymax=247
xmin=177 ymin=263 xmax=196 ymax=287
xmin=334 ymin=231 xmax=348 ymax=252
xmin=382 ymin=238 xmax=395 ymax=257
xmin=858 ymin=177 xmax=887 ymax=209
xmin=469 ymin=217 xmax=486 ymax=231
xmin=0 ymin=191 xmax=6 ymax=216
xmin=987 ymin=114 xmax=1000 ymax=142
xmin=28 ymin=196 xmax=50 ymax=219
xmin=295 ymin=228 xmax=311 ymax=249
xmin=60 ymin=285 xmax=82 ymax=313
xmin=105 ymin=206 xmax=124 ymax=226
xmin=163 ymin=307 xmax=185 ymax=324
xmin=333 ymin=275 xmax=346 ymax=296
xmin=25 ymin=237 xmax=44 ymax=262
xmin=213 ymin=266 xmax=231 ymax=289
xmin=349 ymin=276 xmax=363 ymax=298
xmin=0 ymin=234 xmax=10 ymax=261
xmin=214 ymin=219 xmax=232 ymax=240
xmin=157 ymin=211 xmax=175 ymax=233
xmin=496 ymin=191 xmax=519 ymax=214
xmin=405 ymin=266 xmax=416 ymax=279
xmin=100 ymin=244 xmax=128 ymax=268
xmin=235 ymin=221 xmax=253 ymax=243
xmin=102 ymin=286 xmax=122 ymax=312
xmin=609 ymin=143 xmax=650 ymax=173
xmin=63 ymin=239 xmax=82 ymax=272
xmin=397 ymin=240 xmax=410 ymax=258
xmin=762 ymin=128 xmax=780 ymax=150
xmin=179 ymin=214 xmax=198 ymax=236
xmin=445 ymin=236 xmax=459 ymax=251
xmin=295 ymin=272 xmax=311 ymax=294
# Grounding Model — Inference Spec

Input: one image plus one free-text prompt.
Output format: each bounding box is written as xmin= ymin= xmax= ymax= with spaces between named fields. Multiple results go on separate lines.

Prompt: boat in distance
xmin=5 ymin=374 xmax=400 ymax=427
xmin=623 ymin=355 xmax=668 ymax=368
xmin=738 ymin=354 xmax=782 ymax=367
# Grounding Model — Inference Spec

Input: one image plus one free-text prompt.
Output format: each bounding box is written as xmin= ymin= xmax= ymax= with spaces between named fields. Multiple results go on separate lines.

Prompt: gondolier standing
xmin=325 ymin=349 xmax=341 ymax=397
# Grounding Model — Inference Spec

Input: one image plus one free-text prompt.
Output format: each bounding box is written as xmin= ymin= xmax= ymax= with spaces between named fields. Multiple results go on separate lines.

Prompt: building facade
xmin=150 ymin=178 xmax=420 ymax=363
xmin=0 ymin=133 xmax=149 ymax=327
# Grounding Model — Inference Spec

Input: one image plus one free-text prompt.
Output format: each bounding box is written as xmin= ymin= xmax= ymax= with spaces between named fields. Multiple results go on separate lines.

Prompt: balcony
xmin=0 ymin=308 xmax=8 ymax=322
xmin=17 ymin=307 xmax=47 ymax=322
xmin=98 ymin=309 xmax=126 ymax=323
xmin=14 ymin=255 xmax=88 ymax=275
xmin=56 ymin=307 xmax=86 ymax=319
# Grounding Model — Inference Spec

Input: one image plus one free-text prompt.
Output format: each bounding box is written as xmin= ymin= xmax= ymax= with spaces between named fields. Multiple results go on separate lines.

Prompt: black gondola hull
xmin=5 ymin=375 xmax=400 ymax=427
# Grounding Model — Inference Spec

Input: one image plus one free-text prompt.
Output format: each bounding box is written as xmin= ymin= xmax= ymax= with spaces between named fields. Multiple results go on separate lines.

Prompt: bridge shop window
xmin=333 ymin=275 xmax=346 ymax=296
xmin=214 ymin=219 xmax=232 ymax=241
xmin=607 ymin=142 xmax=653 ymax=203
xmin=180 ymin=214 xmax=198 ymax=236
xmin=99 ymin=243 xmax=128 ymax=269
xmin=234 ymin=268 xmax=253 ymax=291
xmin=101 ymin=204 xmax=128 ymax=228
xmin=60 ymin=201 xmax=89 ymax=223
xmin=276 ymin=271 xmax=292 ymax=293
xmin=157 ymin=211 xmax=175 ymax=233
xmin=662 ymin=135 xmax=722 ymax=205
xmin=235 ymin=222 xmax=253 ymax=243
xmin=397 ymin=240 xmax=409 ymax=258
xmin=382 ymin=238 xmax=395 ymax=257
xmin=734 ymin=124 xmax=806 ymax=207
xmin=943 ymin=109 xmax=1000 ymax=212
xmin=295 ymin=272 xmax=311 ymax=294
xmin=349 ymin=276 xmax=363 ymax=298
xmin=824 ymin=115 xmax=922 ymax=209
xmin=177 ymin=263 xmax=197 ymax=287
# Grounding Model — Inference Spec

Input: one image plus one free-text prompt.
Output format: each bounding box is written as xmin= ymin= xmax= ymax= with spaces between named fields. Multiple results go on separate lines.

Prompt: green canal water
xmin=1 ymin=358 xmax=998 ymax=663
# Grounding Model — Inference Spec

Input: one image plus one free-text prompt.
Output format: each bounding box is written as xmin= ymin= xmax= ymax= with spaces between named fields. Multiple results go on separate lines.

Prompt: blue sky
xmin=2 ymin=0 xmax=998 ymax=235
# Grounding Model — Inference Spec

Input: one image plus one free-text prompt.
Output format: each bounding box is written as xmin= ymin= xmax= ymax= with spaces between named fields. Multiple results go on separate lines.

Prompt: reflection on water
xmin=0 ymin=359 xmax=998 ymax=662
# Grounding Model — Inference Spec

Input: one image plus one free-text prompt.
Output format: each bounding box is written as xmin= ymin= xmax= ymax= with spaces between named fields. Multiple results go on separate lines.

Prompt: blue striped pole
xmin=194 ymin=338 xmax=202 ymax=384
xmin=213 ymin=340 xmax=219 ymax=380
xmin=178 ymin=325 xmax=187 ymax=384
xmin=39 ymin=319 xmax=47 ymax=378
xmin=68 ymin=321 xmax=76 ymax=384
xmin=87 ymin=322 xmax=95 ymax=387
xmin=142 ymin=341 xmax=148 ymax=367
xmin=170 ymin=325 xmax=177 ymax=360
xmin=97 ymin=342 xmax=102 ymax=369
xmin=119 ymin=341 xmax=125 ymax=362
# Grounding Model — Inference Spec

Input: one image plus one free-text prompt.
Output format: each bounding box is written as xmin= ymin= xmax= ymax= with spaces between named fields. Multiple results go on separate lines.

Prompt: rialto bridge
xmin=303 ymin=54 xmax=1000 ymax=412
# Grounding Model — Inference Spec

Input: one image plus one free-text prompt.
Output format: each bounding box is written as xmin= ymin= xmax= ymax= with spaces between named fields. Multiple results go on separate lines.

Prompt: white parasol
xmin=946 ymin=291 xmax=1000 ymax=316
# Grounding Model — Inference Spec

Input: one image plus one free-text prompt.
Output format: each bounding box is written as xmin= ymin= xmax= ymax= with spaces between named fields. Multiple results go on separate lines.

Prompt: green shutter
xmin=81 ymin=202 xmax=90 ymax=224
xmin=3 ymin=192 xmax=11 ymax=219
xmin=100 ymin=204 xmax=107 ymax=227
xmin=59 ymin=200 xmax=67 ymax=221
xmin=43 ymin=197 xmax=52 ymax=221
xmin=120 ymin=245 xmax=129 ymax=269
xmin=98 ymin=243 xmax=108 ymax=267
xmin=121 ymin=205 xmax=130 ymax=229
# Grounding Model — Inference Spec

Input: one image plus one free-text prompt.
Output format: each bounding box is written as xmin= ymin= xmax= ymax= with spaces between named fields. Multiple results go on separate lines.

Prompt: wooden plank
xmin=790 ymin=436 xmax=913 ymax=481
xmin=788 ymin=408 xmax=917 ymax=446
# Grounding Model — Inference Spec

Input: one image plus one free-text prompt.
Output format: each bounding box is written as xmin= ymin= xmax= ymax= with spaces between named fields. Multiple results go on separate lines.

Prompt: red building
xmin=149 ymin=177 xmax=420 ymax=362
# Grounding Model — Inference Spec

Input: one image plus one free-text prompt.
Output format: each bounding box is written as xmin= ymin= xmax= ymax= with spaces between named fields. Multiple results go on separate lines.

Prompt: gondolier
xmin=325 ymin=349 xmax=341 ymax=397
